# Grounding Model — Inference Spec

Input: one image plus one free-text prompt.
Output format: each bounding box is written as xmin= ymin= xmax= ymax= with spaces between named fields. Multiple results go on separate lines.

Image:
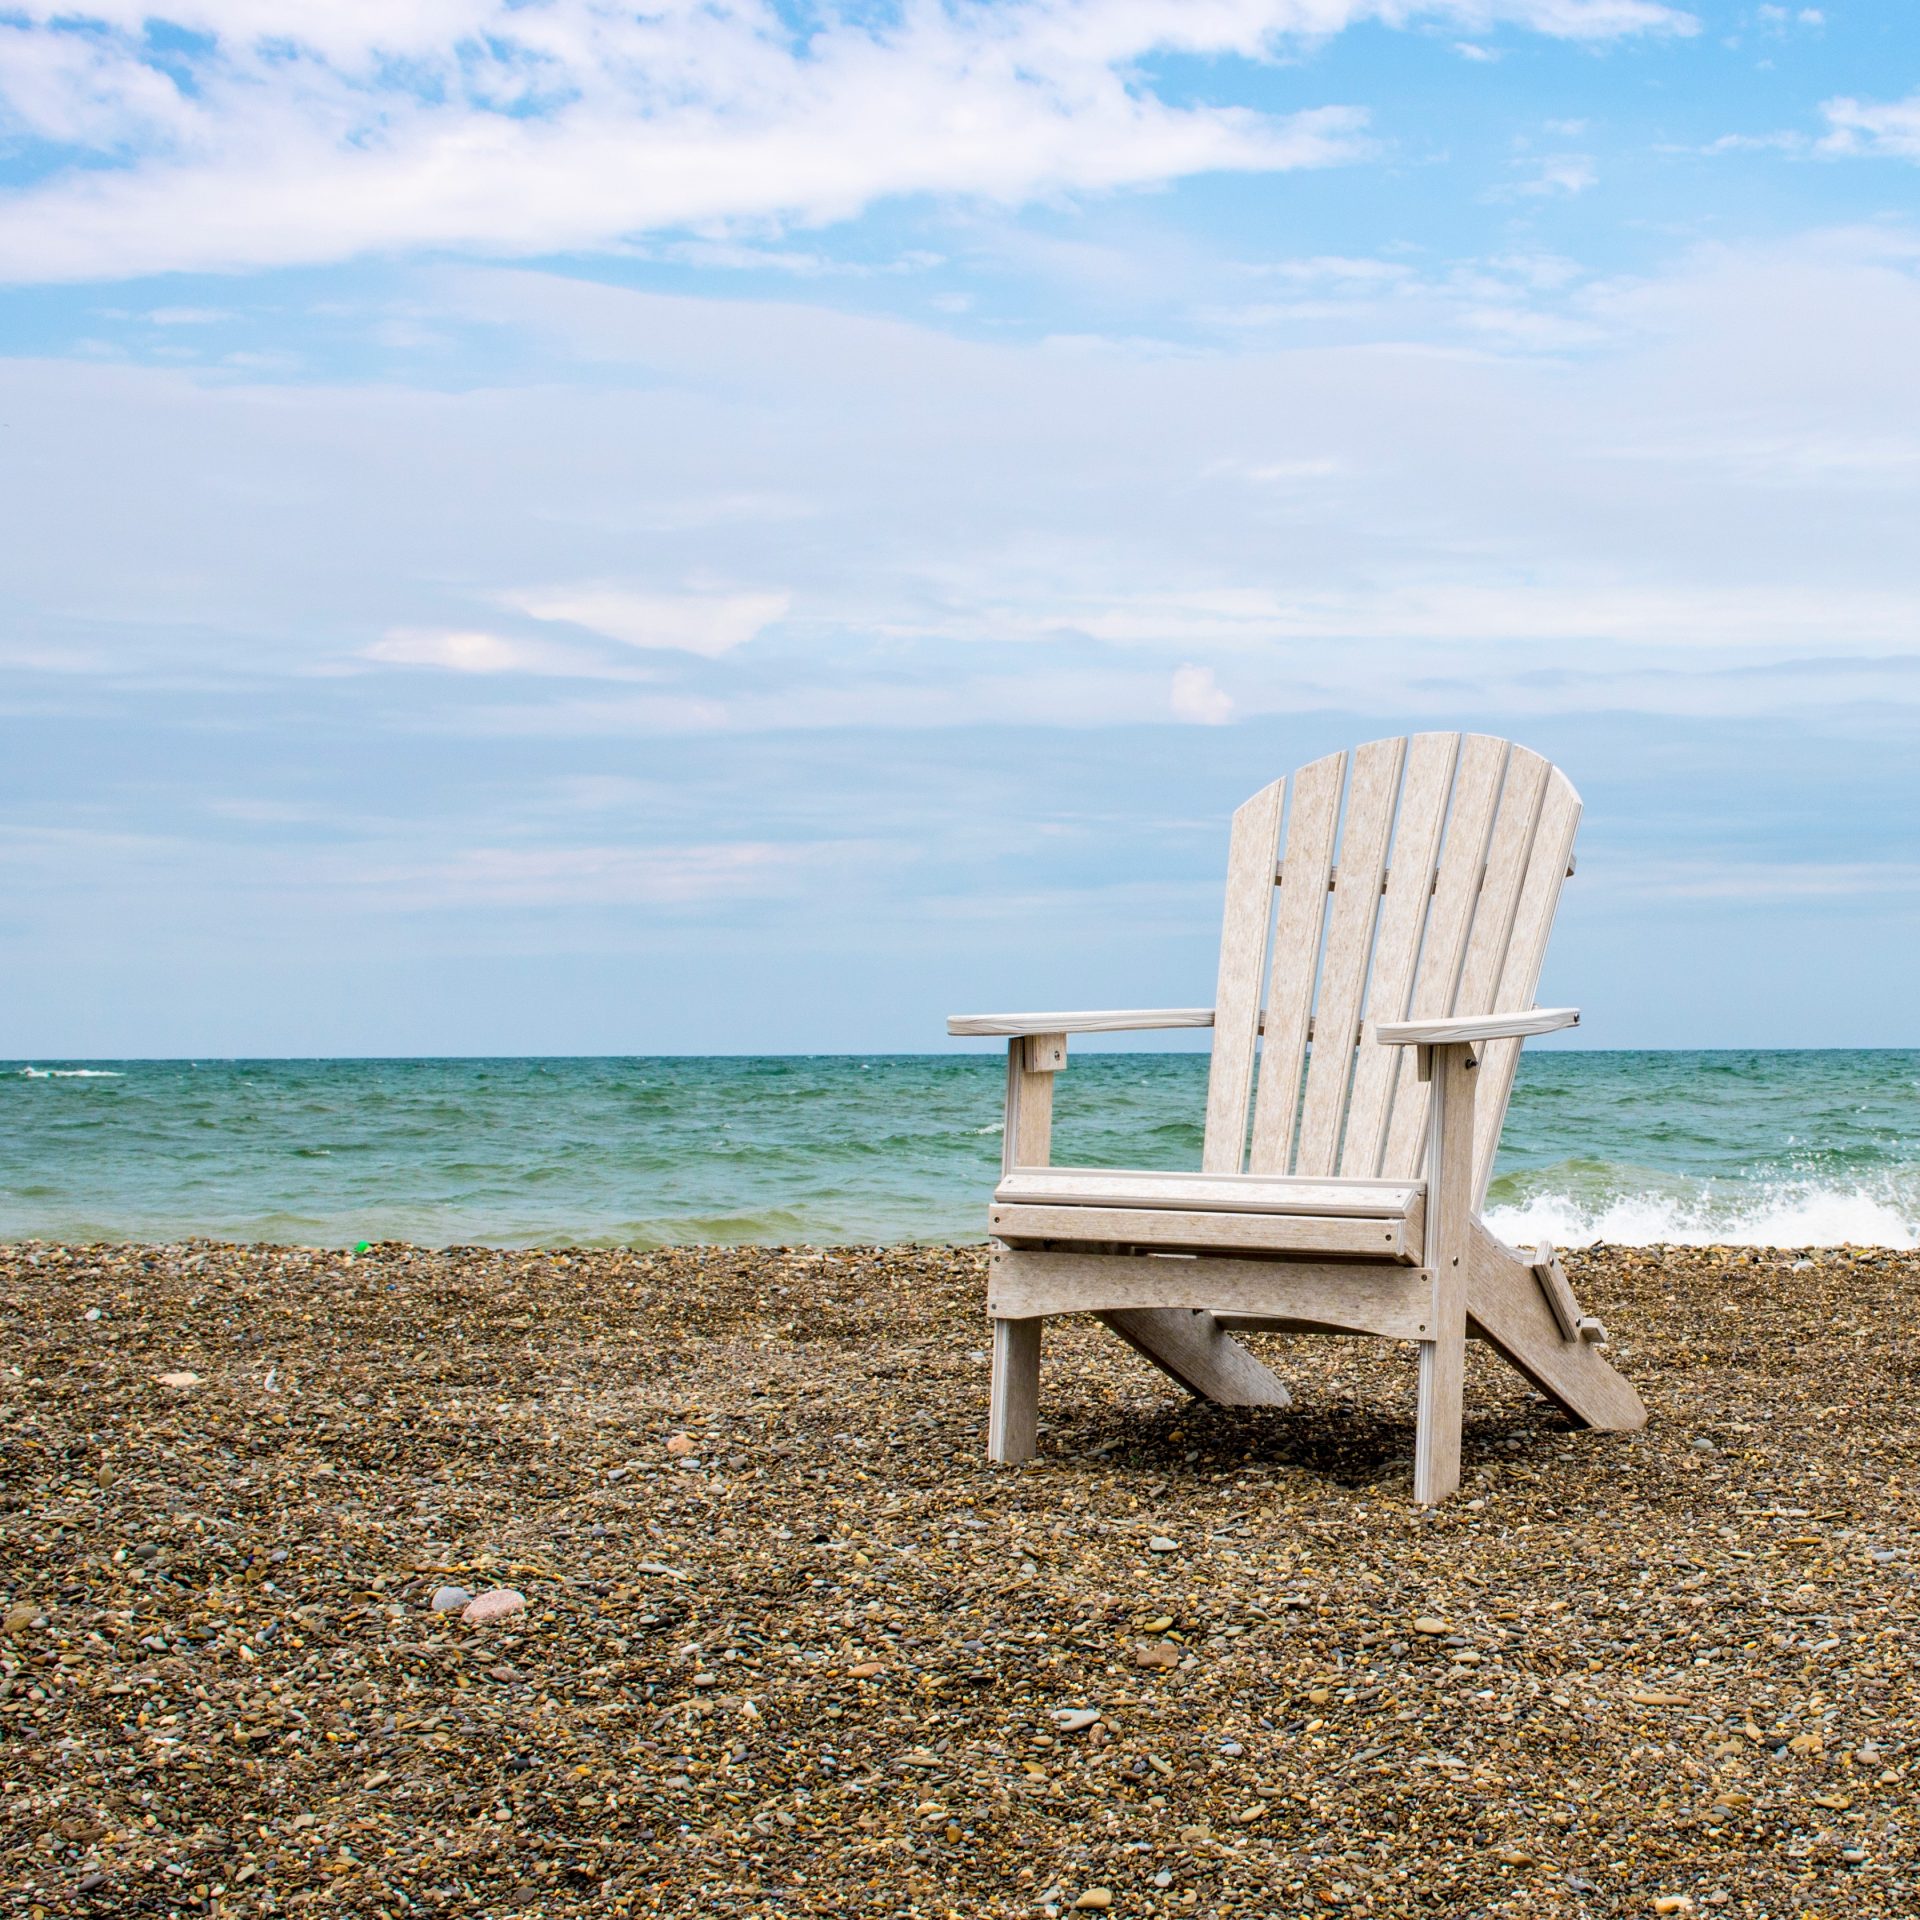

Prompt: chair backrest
xmin=1201 ymin=733 xmax=1580 ymax=1202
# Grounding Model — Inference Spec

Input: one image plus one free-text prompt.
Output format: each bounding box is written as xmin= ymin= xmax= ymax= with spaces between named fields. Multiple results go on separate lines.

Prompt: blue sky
xmin=2 ymin=0 xmax=1918 ymax=1056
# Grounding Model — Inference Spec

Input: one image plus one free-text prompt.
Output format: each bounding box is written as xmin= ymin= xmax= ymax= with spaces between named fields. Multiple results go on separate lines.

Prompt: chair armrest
xmin=947 ymin=1008 xmax=1215 ymax=1038
xmin=1374 ymin=1007 xmax=1579 ymax=1047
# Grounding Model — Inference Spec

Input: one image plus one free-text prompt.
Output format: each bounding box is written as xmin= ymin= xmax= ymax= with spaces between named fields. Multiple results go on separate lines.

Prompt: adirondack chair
xmin=947 ymin=732 xmax=1645 ymax=1505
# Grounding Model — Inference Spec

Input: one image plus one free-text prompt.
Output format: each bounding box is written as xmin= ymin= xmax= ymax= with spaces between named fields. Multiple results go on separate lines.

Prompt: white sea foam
xmin=1486 ymin=1185 xmax=1920 ymax=1250
xmin=17 ymin=1067 xmax=125 ymax=1079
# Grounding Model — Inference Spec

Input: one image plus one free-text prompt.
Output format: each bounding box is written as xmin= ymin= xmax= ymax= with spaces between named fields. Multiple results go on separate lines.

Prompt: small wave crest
xmin=17 ymin=1067 xmax=125 ymax=1079
xmin=1486 ymin=1183 xmax=1919 ymax=1250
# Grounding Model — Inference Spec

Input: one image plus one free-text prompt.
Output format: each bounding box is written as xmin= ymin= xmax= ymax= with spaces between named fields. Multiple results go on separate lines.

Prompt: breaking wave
xmin=1485 ymin=1178 xmax=1920 ymax=1250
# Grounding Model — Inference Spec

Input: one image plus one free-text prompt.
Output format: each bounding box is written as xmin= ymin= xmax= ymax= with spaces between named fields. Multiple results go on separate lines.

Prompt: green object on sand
xmin=353 ymin=1241 xmax=372 ymax=1254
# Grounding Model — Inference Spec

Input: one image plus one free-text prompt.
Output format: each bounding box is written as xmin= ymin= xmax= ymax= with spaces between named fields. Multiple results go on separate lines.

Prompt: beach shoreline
xmin=4 ymin=1239 xmax=1917 ymax=1916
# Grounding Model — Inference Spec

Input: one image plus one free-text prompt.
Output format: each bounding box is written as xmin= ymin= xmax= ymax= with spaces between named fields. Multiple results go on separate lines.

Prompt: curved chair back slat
xmin=1199 ymin=732 xmax=1581 ymax=1198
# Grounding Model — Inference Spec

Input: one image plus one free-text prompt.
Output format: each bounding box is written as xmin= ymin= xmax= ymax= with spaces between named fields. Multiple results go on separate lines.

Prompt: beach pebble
xmin=430 ymin=1585 xmax=472 ymax=1613
xmin=155 ymin=1370 xmax=201 ymax=1388
xmin=5 ymin=1601 xmax=40 ymax=1632
xmin=1147 ymin=1535 xmax=1177 ymax=1553
xmin=666 ymin=1433 xmax=695 ymax=1457
xmin=1051 ymin=1708 xmax=1101 ymax=1734
xmin=460 ymin=1587 xmax=526 ymax=1626
xmin=1073 ymin=1890 xmax=1112 ymax=1911
xmin=1414 ymin=1616 xmax=1450 ymax=1635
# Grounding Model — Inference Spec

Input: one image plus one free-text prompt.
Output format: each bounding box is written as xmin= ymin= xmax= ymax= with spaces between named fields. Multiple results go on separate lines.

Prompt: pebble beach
xmin=3 ymin=1240 xmax=1917 ymax=1918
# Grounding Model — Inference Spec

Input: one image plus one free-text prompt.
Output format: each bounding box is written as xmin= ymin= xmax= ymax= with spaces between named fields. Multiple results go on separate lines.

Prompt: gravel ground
xmin=2 ymin=1240 xmax=1917 ymax=1920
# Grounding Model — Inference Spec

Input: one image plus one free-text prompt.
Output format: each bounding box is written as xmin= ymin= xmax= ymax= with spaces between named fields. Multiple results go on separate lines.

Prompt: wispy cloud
xmin=1631 ymin=859 xmax=1920 ymax=902
xmin=0 ymin=1 xmax=1694 ymax=283
xmin=1714 ymin=88 xmax=1920 ymax=163
xmin=501 ymin=588 xmax=791 ymax=658
xmin=1508 ymin=152 xmax=1600 ymax=197
xmin=365 ymin=628 xmax=595 ymax=676
xmin=1820 ymin=91 xmax=1920 ymax=161
xmin=350 ymin=838 xmax=903 ymax=911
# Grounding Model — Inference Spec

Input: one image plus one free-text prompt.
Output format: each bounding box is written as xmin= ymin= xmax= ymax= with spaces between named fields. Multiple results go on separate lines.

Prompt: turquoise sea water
xmin=4 ymin=1052 xmax=1918 ymax=1249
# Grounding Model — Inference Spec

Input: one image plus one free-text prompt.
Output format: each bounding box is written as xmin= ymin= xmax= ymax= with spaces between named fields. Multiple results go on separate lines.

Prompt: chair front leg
xmin=1414 ymin=1041 xmax=1479 ymax=1506
xmin=989 ymin=1034 xmax=1065 ymax=1464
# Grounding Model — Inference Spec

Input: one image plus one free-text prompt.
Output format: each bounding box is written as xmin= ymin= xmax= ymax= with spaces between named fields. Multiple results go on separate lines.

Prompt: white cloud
xmin=503 ymin=588 xmax=790 ymax=657
xmin=1511 ymin=153 xmax=1599 ymax=196
xmin=366 ymin=628 xmax=558 ymax=674
xmin=1204 ymin=248 xmax=1607 ymax=346
xmin=1632 ymin=859 xmax=1920 ymax=902
xmin=1252 ymin=254 xmax=1417 ymax=285
xmin=351 ymin=838 xmax=895 ymax=910
xmin=0 ymin=0 xmax=1694 ymax=283
xmin=1487 ymin=252 xmax=1583 ymax=288
xmin=1169 ymin=663 xmax=1235 ymax=724
xmin=1704 ymin=129 xmax=1807 ymax=154
xmin=1820 ymin=92 xmax=1920 ymax=161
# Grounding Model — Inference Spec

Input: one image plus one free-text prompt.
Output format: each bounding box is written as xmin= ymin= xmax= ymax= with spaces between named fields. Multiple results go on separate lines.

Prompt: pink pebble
xmin=460 ymin=1587 xmax=527 ymax=1625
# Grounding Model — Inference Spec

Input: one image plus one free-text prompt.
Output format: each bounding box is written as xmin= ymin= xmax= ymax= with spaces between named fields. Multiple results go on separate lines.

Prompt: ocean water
xmin=4 ymin=1052 xmax=1918 ymax=1250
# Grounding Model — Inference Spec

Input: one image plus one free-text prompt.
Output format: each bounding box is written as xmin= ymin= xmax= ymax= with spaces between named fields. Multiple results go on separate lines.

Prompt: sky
xmin=2 ymin=0 xmax=1918 ymax=1058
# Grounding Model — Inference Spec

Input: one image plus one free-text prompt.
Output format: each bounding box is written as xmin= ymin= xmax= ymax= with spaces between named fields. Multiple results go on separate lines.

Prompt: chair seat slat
xmin=996 ymin=1166 xmax=1420 ymax=1218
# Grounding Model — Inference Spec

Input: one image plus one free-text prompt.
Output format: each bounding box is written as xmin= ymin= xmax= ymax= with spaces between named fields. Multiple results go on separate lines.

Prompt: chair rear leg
xmin=988 ymin=1316 xmax=1042 ymax=1464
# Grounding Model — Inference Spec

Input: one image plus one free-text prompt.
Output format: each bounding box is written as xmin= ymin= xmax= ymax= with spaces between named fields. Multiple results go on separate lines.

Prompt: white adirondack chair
xmin=948 ymin=732 xmax=1645 ymax=1505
